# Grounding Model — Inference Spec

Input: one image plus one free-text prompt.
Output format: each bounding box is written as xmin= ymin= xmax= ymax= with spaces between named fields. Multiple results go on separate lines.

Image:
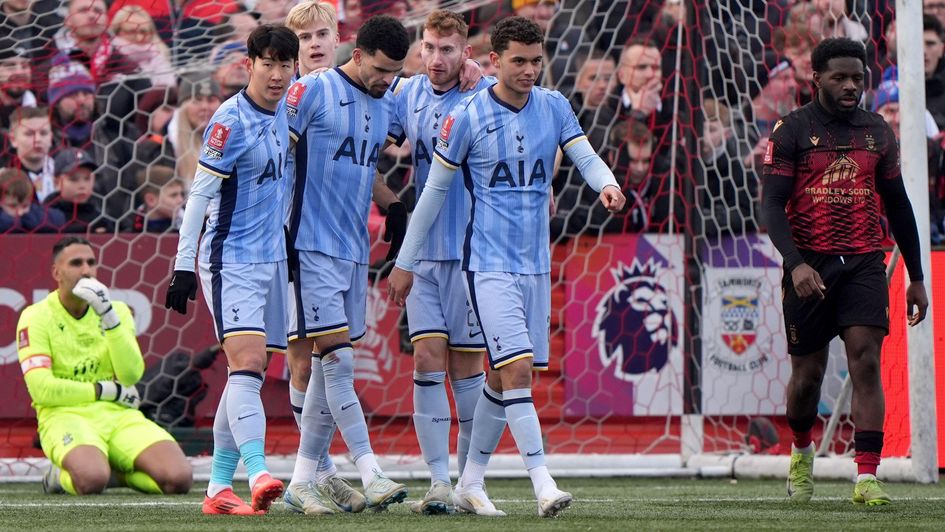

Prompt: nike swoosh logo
xmin=479 ymin=450 xmax=492 ymax=455
xmin=320 ymin=409 xmax=331 ymax=415
xmin=340 ymin=100 xmax=356 ymax=107
xmin=526 ymin=450 xmax=543 ymax=457
xmin=414 ymin=105 xmax=429 ymax=113
xmin=486 ymin=125 xmax=503 ymax=133
xmin=341 ymin=402 xmax=357 ymax=411
xmin=236 ymin=412 xmax=257 ymax=420
xmin=459 ymin=418 xmax=474 ymax=423
xmin=468 ymin=330 xmax=482 ymax=338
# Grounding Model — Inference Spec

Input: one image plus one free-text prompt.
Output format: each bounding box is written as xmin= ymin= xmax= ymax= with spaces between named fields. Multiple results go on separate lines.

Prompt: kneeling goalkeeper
xmin=16 ymin=236 xmax=192 ymax=495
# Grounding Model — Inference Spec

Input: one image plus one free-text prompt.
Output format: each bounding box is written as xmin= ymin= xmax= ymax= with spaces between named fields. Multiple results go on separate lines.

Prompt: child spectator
xmin=44 ymin=147 xmax=111 ymax=233
xmin=0 ymin=106 xmax=55 ymax=201
xmin=129 ymin=165 xmax=184 ymax=233
xmin=0 ymin=167 xmax=64 ymax=233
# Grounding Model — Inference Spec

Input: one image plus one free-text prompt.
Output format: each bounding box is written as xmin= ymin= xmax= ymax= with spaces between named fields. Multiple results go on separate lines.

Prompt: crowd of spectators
xmin=1 ymin=0 xmax=943 ymax=244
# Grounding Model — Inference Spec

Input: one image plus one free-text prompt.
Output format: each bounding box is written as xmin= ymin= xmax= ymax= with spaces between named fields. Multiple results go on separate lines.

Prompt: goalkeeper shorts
xmin=39 ymin=405 xmax=175 ymax=473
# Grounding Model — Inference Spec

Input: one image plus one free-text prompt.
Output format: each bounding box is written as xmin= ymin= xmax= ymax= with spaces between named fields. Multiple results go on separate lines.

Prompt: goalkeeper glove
xmin=383 ymin=202 xmax=407 ymax=262
xmin=97 ymin=380 xmax=141 ymax=409
xmin=72 ymin=278 xmax=120 ymax=330
xmin=164 ymin=271 xmax=197 ymax=315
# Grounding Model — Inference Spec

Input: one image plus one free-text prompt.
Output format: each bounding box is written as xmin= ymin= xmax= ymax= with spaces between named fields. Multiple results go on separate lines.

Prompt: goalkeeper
xmin=16 ymin=236 xmax=192 ymax=496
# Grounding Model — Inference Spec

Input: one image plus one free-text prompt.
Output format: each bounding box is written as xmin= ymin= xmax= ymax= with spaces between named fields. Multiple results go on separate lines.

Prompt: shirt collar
xmin=811 ymin=96 xmax=868 ymax=126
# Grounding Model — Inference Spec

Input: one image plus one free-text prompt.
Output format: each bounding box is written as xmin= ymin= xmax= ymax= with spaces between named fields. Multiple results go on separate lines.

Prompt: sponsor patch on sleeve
xmin=17 ymin=328 xmax=28 ymax=349
xmin=763 ymin=140 xmax=774 ymax=165
xmin=439 ymin=115 xmax=455 ymax=142
xmin=437 ymin=115 xmax=455 ymax=150
xmin=286 ymin=82 xmax=306 ymax=117
xmin=204 ymin=123 xmax=231 ymax=159
xmin=20 ymin=355 xmax=51 ymax=375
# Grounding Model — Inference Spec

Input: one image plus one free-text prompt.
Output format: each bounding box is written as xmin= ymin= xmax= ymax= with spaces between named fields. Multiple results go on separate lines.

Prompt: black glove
xmin=383 ymin=202 xmax=407 ymax=262
xmin=284 ymin=226 xmax=299 ymax=283
xmin=164 ymin=270 xmax=197 ymax=315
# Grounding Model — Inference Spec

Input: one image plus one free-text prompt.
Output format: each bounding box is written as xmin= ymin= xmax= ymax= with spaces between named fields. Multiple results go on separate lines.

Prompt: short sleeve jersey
xmin=434 ymin=85 xmax=586 ymax=274
xmin=197 ymin=89 xmax=290 ymax=265
xmin=763 ymin=100 xmax=900 ymax=255
xmin=391 ymin=75 xmax=495 ymax=261
xmin=286 ymin=68 xmax=403 ymax=264
xmin=16 ymin=292 xmax=135 ymax=418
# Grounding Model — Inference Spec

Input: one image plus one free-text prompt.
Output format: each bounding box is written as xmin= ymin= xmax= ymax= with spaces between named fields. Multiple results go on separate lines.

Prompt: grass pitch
xmin=1 ymin=478 xmax=944 ymax=531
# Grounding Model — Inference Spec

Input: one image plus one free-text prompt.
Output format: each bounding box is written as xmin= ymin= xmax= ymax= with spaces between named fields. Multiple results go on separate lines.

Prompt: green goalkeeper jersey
xmin=16 ymin=290 xmax=144 ymax=422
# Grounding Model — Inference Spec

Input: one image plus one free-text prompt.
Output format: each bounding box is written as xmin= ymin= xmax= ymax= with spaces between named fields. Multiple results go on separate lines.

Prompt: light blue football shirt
xmin=196 ymin=89 xmax=290 ymax=265
xmin=286 ymin=67 xmax=402 ymax=264
xmin=434 ymin=85 xmax=585 ymax=274
xmin=392 ymin=75 xmax=495 ymax=262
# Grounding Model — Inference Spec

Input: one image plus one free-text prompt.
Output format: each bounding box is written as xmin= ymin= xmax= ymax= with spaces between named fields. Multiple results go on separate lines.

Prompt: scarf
xmin=53 ymin=27 xmax=114 ymax=82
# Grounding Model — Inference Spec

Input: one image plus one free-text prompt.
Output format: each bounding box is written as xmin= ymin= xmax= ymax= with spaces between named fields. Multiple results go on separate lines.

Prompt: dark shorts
xmin=781 ymin=249 xmax=889 ymax=356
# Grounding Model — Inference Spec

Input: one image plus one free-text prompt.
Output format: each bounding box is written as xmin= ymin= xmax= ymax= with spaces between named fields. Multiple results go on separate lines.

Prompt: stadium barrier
xmin=2 ymin=233 xmax=943 ymax=481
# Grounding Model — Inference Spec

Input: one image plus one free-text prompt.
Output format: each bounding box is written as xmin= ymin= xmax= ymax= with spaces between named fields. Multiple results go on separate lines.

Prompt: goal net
xmin=0 ymin=0 xmax=939 ymax=482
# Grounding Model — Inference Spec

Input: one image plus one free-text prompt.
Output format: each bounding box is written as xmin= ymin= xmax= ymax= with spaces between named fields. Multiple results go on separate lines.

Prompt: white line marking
xmin=2 ymin=496 xmax=945 ymax=508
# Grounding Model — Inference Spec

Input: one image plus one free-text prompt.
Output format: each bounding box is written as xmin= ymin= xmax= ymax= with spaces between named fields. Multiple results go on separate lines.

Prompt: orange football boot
xmin=251 ymin=474 xmax=285 ymax=513
xmin=202 ymin=488 xmax=260 ymax=515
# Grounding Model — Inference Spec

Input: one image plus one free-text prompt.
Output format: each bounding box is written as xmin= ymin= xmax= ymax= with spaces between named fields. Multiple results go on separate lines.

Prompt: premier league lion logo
xmin=592 ymin=259 xmax=678 ymax=381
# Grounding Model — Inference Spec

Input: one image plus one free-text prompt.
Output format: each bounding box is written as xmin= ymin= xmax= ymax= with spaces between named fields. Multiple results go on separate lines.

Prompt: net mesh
xmin=0 ymin=0 xmax=924 ymax=479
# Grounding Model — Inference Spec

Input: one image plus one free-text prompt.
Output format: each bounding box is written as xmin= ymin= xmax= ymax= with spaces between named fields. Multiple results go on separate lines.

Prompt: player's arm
xmin=375 ymin=116 xmax=407 ymax=210
xmin=387 ymin=157 xmax=456 ymax=305
xmin=163 ymin=169 xmax=222 ymax=314
xmin=876 ymin=178 xmax=923 ymax=281
xmin=555 ymin=93 xmax=625 ymax=211
xmin=458 ymin=58 xmax=484 ymax=91
xmin=388 ymin=107 xmax=472 ymax=304
xmin=285 ymin=75 xmax=324 ymax=165
xmin=373 ymin=170 xmax=407 ymax=262
xmin=70 ymin=278 xmax=145 ymax=385
xmin=17 ymin=309 xmax=95 ymax=406
xmin=374 ymin=99 xmax=409 ymax=262
xmin=563 ymin=137 xmax=625 ymax=211
xmin=101 ymin=303 xmax=144 ymax=385
xmin=760 ymin=119 xmax=826 ymax=299
xmin=875 ymin=123 xmax=928 ymax=325
xmin=165 ymin=114 xmax=246 ymax=314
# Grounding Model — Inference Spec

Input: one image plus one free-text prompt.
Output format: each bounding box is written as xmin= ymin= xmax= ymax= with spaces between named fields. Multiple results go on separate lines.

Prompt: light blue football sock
xmin=467 ymin=383 xmax=506 ymax=467
xmin=227 ymin=371 xmax=268 ymax=486
xmin=450 ymin=371 xmax=485 ymax=476
xmin=503 ymin=388 xmax=546 ymax=470
xmin=310 ymin=357 xmax=338 ymax=482
xmin=413 ymin=371 xmax=450 ymax=484
xmin=320 ymin=344 xmax=373 ymax=462
xmin=207 ymin=380 xmax=240 ymax=497
xmin=289 ymin=382 xmax=306 ymax=430
xmin=293 ymin=353 xmax=338 ymax=485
